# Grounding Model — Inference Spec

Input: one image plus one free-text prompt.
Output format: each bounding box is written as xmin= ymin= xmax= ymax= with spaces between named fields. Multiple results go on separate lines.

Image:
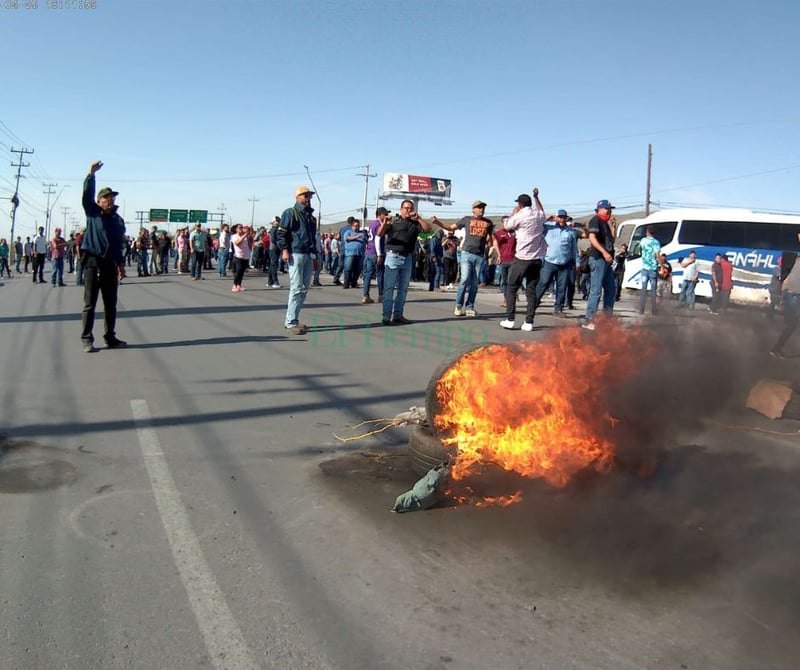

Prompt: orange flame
xmin=433 ymin=319 xmax=657 ymax=497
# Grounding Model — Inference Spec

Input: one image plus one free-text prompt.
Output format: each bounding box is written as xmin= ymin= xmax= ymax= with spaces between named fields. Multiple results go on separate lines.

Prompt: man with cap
xmin=362 ymin=206 xmax=390 ymax=304
xmin=80 ymin=160 xmax=127 ymax=352
xmin=32 ymin=226 xmax=48 ymax=284
xmin=434 ymin=199 xmax=494 ymax=317
xmin=277 ymin=186 xmax=319 ymax=335
xmin=534 ymin=208 xmax=578 ymax=316
xmin=499 ymin=187 xmax=548 ymax=331
xmin=50 ymin=227 xmax=67 ymax=286
xmin=581 ymin=199 xmax=617 ymax=331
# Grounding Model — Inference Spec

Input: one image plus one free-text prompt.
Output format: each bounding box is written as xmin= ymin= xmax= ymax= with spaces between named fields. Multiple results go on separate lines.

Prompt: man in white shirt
xmin=677 ymin=250 xmax=699 ymax=310
xmin=499 ymin=188 xmax=547 ymax=331
xmin=32 ymin=226 xmax=48 ymax=284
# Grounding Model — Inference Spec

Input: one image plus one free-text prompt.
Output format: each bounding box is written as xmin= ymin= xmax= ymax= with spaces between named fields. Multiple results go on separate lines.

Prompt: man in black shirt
xmin=582 ymin=199 xmax=617 ymax=331
xmin=377 ymin=199 xmax=433 ymax=325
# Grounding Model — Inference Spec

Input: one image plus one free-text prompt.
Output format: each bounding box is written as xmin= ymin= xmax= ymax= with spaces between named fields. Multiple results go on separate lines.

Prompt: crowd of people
xmin=5 ymin=168 xmax=799 ymax=357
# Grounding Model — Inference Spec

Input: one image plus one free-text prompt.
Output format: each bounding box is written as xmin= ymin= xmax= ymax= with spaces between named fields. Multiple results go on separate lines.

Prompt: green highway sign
xmin=149 ymin=208 xmax=168 ymax=222
xmin=189 ymin=209 xmax=208 ymax=224
xmin=169 ymin=209 xmax=188 ymax=223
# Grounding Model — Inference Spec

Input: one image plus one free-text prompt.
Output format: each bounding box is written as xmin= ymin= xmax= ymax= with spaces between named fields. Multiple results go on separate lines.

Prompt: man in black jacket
xmin=80 ymin=160 xmax=127 ymax=353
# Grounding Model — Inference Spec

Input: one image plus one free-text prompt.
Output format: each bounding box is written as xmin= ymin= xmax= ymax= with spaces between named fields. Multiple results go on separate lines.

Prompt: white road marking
xmin=131 ymin=399 xmax=257 ymax=670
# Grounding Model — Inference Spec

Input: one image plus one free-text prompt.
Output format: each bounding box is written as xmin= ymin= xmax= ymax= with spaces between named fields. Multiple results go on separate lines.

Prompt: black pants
xmin=505 ymin=258 xmax=542 ymax=323
xmin=233 ymin=257 xmax=248 ymax=287
xmin=81 ymin=257 xmax=119 ymax=344
xmin=32 ymin=253 xmax=45 ymax=282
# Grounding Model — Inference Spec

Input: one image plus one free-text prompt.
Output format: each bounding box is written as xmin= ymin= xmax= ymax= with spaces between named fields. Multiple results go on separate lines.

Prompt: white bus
xmin=621 ymin=208 xmax=800 ymax=306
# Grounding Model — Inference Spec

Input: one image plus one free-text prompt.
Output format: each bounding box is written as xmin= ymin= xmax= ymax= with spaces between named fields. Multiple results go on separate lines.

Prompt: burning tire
xmin=425 ymin=343 xmax=495 ymax=440
xmin=408 ymin=425 xmax=451 ymax=476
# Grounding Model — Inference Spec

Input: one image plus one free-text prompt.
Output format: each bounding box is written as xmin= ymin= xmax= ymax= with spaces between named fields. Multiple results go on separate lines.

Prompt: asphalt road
xmin=1 ymin=267 xmax=799 ymax=670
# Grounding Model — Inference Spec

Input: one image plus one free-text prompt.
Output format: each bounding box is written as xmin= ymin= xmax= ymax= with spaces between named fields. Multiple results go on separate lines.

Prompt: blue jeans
xmin=639 ymin=268 xmax=658 ymax=314
xmin=678 ymin=279 xmax=697 ymax=309
xmin=51 ymin=257 xmax=64 ymax=285
xmin=455 ymin=251 xmax=482 ymax=310
xmin=363 ymin=254 xmax=384 ymax=298
xmin=217 ymin=250 xmax=228 ymax=277
xmin=343 ymin=254 xmax=363 ymax=288
xmin=138 ymin=250 xmax=149 ymax=276
xmin=534 ymin=260 xmax=570 ymax=312
xmin=285 ymin=252 xmax=313 ymax=327
xmin=192 ymin=251 xmax=205 ymax=279
xmin=382 ymin=251 xmax=413 ymax=320
xmin=585 ymin=256 xmax=616 ymax=321
xmin=428 ymin=258 xmax=443 ymax=291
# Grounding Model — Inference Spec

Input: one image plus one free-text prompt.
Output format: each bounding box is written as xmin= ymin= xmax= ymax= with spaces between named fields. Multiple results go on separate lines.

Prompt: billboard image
xmin=383 ymin=173 xmax=452 ymax=199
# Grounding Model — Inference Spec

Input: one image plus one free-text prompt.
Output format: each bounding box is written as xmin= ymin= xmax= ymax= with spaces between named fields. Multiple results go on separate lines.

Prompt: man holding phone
xmin=377 ymin=200 xmax=433 ymax=325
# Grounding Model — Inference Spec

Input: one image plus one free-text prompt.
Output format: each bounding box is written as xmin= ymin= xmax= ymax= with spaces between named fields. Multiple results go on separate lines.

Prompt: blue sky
xmin=2 ymin=0 xmax=799 ymax=237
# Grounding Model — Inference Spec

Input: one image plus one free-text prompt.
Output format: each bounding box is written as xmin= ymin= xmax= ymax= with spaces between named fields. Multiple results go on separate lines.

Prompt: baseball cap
xmin=596 ymin=199 xmax=615 ymax=210
xmin=376 ymin=206 xmax=391 ymax=216
xmin=515 ymin=194 xmax=532 ymax=207
xmin=471 ymin=199 xmax=487 ymax=208
xmin=97 ymin=187 xmax=119 ymax=198
xmin=557 ymin=209 xmax=568 ymax=217
xmin=295 ymin=185 xmax=315 ymax=197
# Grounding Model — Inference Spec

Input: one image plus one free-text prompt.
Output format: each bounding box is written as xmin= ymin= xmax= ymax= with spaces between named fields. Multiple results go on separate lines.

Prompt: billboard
xmin=383 ymin=173 xmax=452 ymax=199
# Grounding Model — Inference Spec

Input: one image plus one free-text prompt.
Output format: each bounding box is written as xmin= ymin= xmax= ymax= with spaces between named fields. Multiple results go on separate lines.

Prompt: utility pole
xmin=61 ymin=206 xmax=70 ymax=232
xmin=42 ymin=182 xmax=57 ymax=240
xmin=9 ymin=147 xmax=33 ymax=250
xmin=135 ymin=211 xmax=147 ymax=231
xmin=248 ymin=195 xmax=259 ymax=227
xmin=645 ymin=143 xmax=653 ymax=217
xmin=218 ymin=202 xmax=228 ymax=225
xmin=357 ymin=164 xmax=376 ymax=225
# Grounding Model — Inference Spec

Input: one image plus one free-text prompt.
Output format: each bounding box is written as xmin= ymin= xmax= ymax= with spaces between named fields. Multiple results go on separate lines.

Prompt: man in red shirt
xmin=494 ymin=221 xmax=516 ymax=308
xmin=709 ymin=253 xmax=734 ymax=315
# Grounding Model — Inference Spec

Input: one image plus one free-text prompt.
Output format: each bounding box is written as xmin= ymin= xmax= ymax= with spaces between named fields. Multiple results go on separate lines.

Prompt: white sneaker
xmin=500 ymin=319 xmax=516 ymax=330
xmin=581 ymin=322 xmax=596 ymax=331
xmin=521 ymin=322 xmax=534 ymax=332
xmin=465 ymin=308 xmax=478 ymax=317
xmin=454 ymin=306 xmax=465 ymax=316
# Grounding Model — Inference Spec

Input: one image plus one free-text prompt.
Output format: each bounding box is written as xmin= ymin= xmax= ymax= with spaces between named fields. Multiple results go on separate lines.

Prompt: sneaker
xmin=239 ymin=286 xmax=246 ymax=291
xmin=521 ymin=322 xmax=534 ymax=332
xmin=553 ymin=312 xmax=566 ymax=318
xmin=770 ymin=350 xmax=785 ymax=359
xmin=454 ymin=305 xmax=465 ymax=316
xmin=465 ymin=308 xmax=479 ymax=318
xmin=232 ymin=286 xmax=240 ymax=292
xmin=381 ymin=317 xmax=392 ymax=326
xmin=105 ymin=338 xmax=128 ymax=349
xmin=361 ymin=296 xmax=374 ymax=304
xmin=82 ymin=341 xmax=95 ymax=353
xmin=286 ymin=324 xmax=306 ymax=335
xmin=581 ymin=322 xmax=596 ymax=332
xmin=499 ymin=319 xmax=516 ymax=330
xmin=392 ymin=316 xmax=413 ymax=325
xmin=272 ymin=283 xmax=281 ymax=288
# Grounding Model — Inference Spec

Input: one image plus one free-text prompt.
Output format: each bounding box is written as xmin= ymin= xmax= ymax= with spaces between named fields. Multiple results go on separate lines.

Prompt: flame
xmin=433 ymin=318 xmax=657 ymax=498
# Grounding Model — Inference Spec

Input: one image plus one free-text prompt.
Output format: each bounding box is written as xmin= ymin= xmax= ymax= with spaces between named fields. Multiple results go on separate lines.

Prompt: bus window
xmin=628 ymin=221 xmax=677 ymax=257
xmin=709 ymin=221 xmax=745 ymax=247
xmin=651 ymin=222 xmax=678 ymax=247
xmin=679 ymin=220 xmax=711 ymax=245
xmin=628 ymin=226 xmax=646 ymax=257
xmin=745 ymin=222 xmax=782 ymax=249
